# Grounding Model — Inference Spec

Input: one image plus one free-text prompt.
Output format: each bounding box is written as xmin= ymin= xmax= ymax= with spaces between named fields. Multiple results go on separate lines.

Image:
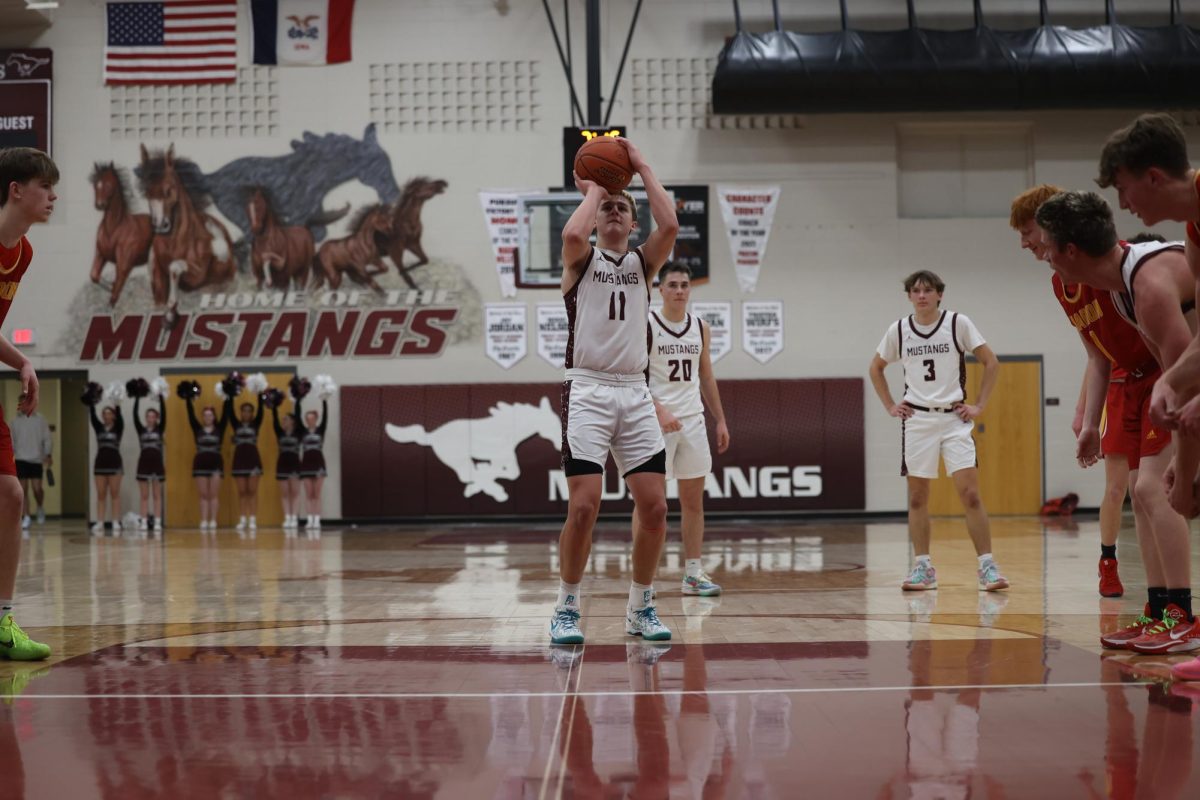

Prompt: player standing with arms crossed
xmin=641 ymin=263 xmax=730 ymax=597
xmin=550 ymin=138 xmax=679 ymax=645
xmin=0 ymin=147 xmax=57 ymax=660
xmin=868 ymin=271 xmax=1010 ymax=593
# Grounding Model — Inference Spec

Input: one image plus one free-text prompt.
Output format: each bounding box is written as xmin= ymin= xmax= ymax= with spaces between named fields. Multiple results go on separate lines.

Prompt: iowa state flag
xmin=250 ymin=0 xmax=355 ymax=65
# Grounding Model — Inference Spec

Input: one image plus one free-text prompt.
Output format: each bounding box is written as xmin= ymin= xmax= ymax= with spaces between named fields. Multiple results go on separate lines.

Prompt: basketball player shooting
xmin=549 ymin=138 xmax=680 ymax=645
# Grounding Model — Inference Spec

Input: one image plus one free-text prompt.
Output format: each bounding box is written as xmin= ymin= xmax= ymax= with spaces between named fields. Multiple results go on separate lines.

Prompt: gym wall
xmin=1 ymin=0 xmax=1197 ymax=518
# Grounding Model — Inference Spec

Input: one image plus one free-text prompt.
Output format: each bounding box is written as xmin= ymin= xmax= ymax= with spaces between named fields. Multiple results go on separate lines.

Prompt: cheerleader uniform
xmin=134 ymin=396 xmax=166 ymax=481
xmin=186 ymin=395 xmax=229 ymax=477
xmin=90 ymin=404 xmax=124 ymax=476
xmin=272 ymin=401 xmax=302 ymax=480
xmin=231 ymin=399 xmax=264 ymax=477
xmin=299 ymin=399 xmax=328 ymax=478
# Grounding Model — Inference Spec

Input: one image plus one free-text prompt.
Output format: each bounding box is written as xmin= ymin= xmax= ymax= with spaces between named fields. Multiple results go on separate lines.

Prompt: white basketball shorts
xmin=562 ymin=379 xmax=665 ymax=476
xmin=902 ymin=411 xmax=976 ymax=479
xmin=665 ymin=412 xmax=712 ymax=481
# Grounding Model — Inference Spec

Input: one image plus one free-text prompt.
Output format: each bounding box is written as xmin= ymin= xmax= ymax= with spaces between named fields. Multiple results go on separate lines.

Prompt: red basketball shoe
xmin=1129 ymin=604 xmax=1200 ymax=655
xmin=1171 ymin=656 xmax=1200 ymax=683
xmin=1099 ymin=604 xmax=1156 ymax=650
xmin=1098 ymin=558 xmax=1123 ymax=598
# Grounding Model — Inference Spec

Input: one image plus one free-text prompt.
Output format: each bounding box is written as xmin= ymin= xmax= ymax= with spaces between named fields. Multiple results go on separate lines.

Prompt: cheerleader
xmin=186 ymin=392 xmax=231 ymax=530
xmin=272 ymin=398 xmax=302 ymax=530
xmin=90 ymin=403 xmax=124 ymax=534
xmin=300 ymin=399 xmax=328 ymax=530
xmin=133 ymin=394 xmax=165 ymax=533
xmin=231 ymin=396 xmax=264 ymax=532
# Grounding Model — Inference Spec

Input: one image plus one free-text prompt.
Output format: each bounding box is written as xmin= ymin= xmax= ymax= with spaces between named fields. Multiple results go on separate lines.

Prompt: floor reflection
xmin=0 ymin=638 xmax=1197 ymax=798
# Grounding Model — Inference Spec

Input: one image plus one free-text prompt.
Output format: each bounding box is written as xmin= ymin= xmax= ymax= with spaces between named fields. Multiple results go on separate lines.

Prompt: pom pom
xmin=289 ymin=376 xmax=312 ymax=400
xmin=104 ymin=381 xmax=127 ymax=403
xmin=221 ymin=370 xmax=246 ymax=399
xmin=125 ymin=377 xmax=151 ymax=399
xmin=312 ymin=373 xmax=338 ymax=400
xmin=262 ymin=388 xmax=286 ymax=409
xmin=175 ymin=380 xmax=200 ymax=400
xmin=214 ymin=380 xmax=226 ymax=400
xmin=245 ymin=372 xmax=269 ymax=396
xmin=81 ymin=382 xmax=104 ymax=406
xmin=150 ymin=377 xmax=169 ymax=398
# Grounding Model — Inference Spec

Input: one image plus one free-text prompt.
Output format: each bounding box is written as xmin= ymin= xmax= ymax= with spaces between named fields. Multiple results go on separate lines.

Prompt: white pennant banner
xmin=479 ymin=191 xmax=525 ymax=298
xmin=484 ymin=303 xmax=527 ymax=369
xmin=691 ymin=301 xmax=732 ymax=363
xmin=742 ymin=300 xmax=784 ymax=364
xmin=717 ymin=185 xmax=781 ymax=293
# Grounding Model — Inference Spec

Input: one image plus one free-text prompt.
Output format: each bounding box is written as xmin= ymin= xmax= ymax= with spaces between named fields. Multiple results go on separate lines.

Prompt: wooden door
xmin=165 ymin=371 xmax=295 ymax=528
xmin=930 ymin=357 xmax=1043 ymax=515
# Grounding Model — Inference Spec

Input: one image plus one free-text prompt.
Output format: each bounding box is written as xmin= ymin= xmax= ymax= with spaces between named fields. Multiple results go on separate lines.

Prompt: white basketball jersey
xmin=564 ymin=246 xmax=651 ymax=380
xmin=876 ymin=310 xmax=985 ymax=407
xmin=648 ymin=311 xmax=704 ymax=418
xmin=1110 ymin=240 xmax=1187 ymax=330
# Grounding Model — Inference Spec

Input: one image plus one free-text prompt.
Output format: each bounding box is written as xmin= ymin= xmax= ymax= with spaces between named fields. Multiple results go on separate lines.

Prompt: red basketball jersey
xmin=1052 ymin=273 xmax=1156 ymax=375
xmin=0 ymin=236 xmax=33 ymax=329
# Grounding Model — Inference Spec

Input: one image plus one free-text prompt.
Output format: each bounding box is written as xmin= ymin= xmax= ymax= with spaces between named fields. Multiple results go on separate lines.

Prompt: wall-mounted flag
xmin=251 ymin=0 xmax=356 ymax=66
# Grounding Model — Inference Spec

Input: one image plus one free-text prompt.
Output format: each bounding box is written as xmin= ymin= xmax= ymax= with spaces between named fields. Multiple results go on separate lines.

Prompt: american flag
xmin=105 ymin=0 xmax=237 ymax=85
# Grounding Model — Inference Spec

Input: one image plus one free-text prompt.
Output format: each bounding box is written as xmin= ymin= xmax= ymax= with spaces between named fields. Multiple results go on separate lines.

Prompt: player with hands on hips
xmin=869 ymin=271 xmax=1009 ymax=594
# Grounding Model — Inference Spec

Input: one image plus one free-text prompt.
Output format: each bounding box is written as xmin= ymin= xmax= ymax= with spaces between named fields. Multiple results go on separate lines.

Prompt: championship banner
xmin=536 ymin=303 xmax=569 ymax=369
xmin=484 ymin=303 xmax=527 ymax=369
xmin=479 ymin=191 xmax=523 ymax=298
xmin=340 ymin=378 xmax=865 ymax=516
xmin=0 ymin=49 xmax=52 ymax=154
xmin=742 ymin=300 xmax=784 ymax=364
xmin=691 ymin=301 xmax=732 ymax=363
xmin=717 ymin=185 xmax=781 ymax=293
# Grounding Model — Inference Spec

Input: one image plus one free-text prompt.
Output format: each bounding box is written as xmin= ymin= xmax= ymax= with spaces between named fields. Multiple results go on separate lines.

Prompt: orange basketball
xmin=574 ymin=136 xmax=634 ymax=193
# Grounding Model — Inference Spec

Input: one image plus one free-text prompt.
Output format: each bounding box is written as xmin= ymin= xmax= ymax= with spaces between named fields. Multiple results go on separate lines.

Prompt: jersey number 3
xmin=922 ymin=359 xmax=936 ymax=381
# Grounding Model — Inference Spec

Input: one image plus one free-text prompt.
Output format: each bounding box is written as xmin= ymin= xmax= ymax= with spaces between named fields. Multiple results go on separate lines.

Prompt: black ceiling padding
xmin=711 ymin=23 xmax=1200 ymax=113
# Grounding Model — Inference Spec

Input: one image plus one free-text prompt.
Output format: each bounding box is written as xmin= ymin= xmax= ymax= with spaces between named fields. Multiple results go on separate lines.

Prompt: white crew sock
xmin=977 ymin=553 xmax=994 ymax=567
xmin=915 ymin=554 xmax=932 ymax=567
xmin=556 ymin=581 xmax=581 ymax=610
xmin=628 ymin=582 xmax=654 ymax=611
xmin=685 ymin=558 xmax=703 ymax=578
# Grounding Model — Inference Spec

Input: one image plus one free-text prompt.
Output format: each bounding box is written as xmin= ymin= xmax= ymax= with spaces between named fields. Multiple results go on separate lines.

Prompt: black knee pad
xmin=624 ymin=449 xmax=666 ymax=477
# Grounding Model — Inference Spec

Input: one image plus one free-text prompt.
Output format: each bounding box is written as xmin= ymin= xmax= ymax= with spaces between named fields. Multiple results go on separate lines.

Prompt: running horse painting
xmin=379 ymin=177 xmax=448 ymax=289
xmin=90 ymin=162 xmax=153 ymax=306
xmin=137 ymin=144 xmax=236 ymax=325
xmin=312 ymin=204 xmax=393 ymax=292
xmin=246 ymin=186 xmax=313 ymax=290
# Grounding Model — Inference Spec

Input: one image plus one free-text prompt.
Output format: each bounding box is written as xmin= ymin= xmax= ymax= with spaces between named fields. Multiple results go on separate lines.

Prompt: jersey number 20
xmin=668 ymin=359 xmax=693 ymax=382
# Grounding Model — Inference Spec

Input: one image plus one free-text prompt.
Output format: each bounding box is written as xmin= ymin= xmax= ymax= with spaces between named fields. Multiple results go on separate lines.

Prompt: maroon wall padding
xmin=340 ymin=378 xmax=864 ymax=518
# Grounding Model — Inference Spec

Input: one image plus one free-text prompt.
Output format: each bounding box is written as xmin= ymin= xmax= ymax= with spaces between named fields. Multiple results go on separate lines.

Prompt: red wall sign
xmin=0 ymin=49 xmax=52 ymax=154
xmin=341 ymin=378 xmax=865 ymax=518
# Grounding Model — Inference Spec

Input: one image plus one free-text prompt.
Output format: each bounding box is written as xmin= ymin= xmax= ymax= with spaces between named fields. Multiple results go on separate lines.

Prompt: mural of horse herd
xmin=88 ymin=125 xmax=447 ymax=323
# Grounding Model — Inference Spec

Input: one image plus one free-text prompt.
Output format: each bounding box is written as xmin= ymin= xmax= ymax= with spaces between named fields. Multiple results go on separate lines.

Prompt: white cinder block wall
xmin=1 ymin=0 xmax=1196 ymax=518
